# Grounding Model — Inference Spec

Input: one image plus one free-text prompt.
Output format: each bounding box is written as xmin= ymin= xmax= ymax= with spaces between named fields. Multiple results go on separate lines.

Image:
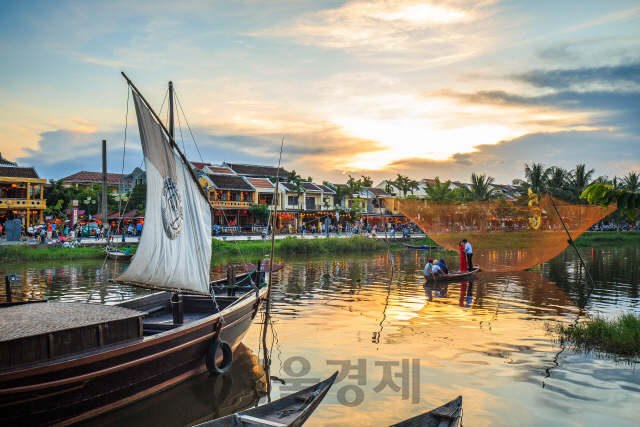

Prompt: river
xmin=1 ymin=244 xmax=639 ymax=426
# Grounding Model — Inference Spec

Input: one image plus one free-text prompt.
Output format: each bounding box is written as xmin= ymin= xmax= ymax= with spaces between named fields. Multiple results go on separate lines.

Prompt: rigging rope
xmin=174 ymin=89 xmax=204 ymax=163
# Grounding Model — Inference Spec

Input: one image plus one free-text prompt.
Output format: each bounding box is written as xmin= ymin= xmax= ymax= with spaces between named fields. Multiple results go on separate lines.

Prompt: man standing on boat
xmin=463 ymin=239 xmax=473 ymax=271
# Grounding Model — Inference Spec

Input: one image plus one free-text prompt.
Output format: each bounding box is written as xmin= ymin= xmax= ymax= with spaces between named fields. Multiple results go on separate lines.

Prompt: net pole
xmin=547 ymin=195 xmax=597 ymax=289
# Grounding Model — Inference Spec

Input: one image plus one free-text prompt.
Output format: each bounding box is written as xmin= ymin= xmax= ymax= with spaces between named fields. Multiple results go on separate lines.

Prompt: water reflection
xmin=1 ymin=247 xmax=639 ymax=426
xmin=80 ymin=343 xmax=267 ymax=427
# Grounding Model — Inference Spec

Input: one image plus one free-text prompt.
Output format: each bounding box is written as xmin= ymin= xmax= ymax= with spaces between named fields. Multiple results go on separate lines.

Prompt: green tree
xmin=512 ymin=163 xmax=553 ymax=193
xmin=128 ymin=183 xmax=147 ymax=212
xmin=621 ymin=171 xmax=640 ymax=192
xmin=287 ymin=170 xmax=301 ymax=184
xmin=361 ymin=175 xmax=374 ymax=188
xmin=383 ymin=180 xmax=396 ymax=195
xmin=468 ymin=173 xmax=498 ymax=201
xmin=306 ymin=176 xmax=313 ymax=183
xmin=393 ymin=174 xmax=419 ymax=197
xmin=323 ymin=182 xmax=350 ymax=209
xmin=423 ymin=177 xmax=452 ymax=201
xmin=581 ymin=183 xmax=640 ymax=220
xmin=248 ymin=203 xmax=270 ymax=225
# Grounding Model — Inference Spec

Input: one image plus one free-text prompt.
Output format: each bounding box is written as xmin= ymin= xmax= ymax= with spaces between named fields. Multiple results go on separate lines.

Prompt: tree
xmin=248 ymin=203 xmax=270 ymax=225
xmin=128 ymin=183 xmax=147 ymax=212
xmin=383 ymin=181 xmax=396 ymax=196
xmin=289 ymin=179 xmax=304 ymax=228
xmin=423 ymin=177 xmax=452 ymax=201
xmin=393 ymin=174 xmax=419 ymax=197
xmin=287 ymin=170 xmax=301 ymax=184
xmin=512 ymin=163 xmax=552 ymax=193
xmin=621 ymin=171 xmax=640 ymax=192
xmin=581 ymin=183 xmax=640 ymax=220
xmin=468 ymin=173 xmax=498 ymax=201
xmin=361 ymin=175 xmax=373 ymax=188
xmin=306 ymin=176 xmax=313 ymax=183
xmin=324 ymin=182 xmax=350 ymax=209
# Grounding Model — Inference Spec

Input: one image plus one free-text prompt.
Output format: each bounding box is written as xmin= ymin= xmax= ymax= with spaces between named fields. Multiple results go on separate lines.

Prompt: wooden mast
xmin=120 ymin=72 xmax=211 ymax=210
xmin=169 ymin=81 xmax=174 ymax=140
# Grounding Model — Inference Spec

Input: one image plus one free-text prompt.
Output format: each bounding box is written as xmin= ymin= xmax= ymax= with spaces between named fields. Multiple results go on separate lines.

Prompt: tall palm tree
xmin=287 ymin=170 xmax=301 ymax=184
xmin=512 ymin=163 xmax=553 ymax=193
xmin=545 ymin=166 xmax=573 ymax=200
xmin=289 ymin=178 xmax=304 ymax=229
xmin=468 ymin=173 xmax=498 ymax=201
xmin=570 ymin=164 xmax=597 ymax=194
xmin=383 ymin=180 xmax=396 ymax=196
xmin=621 ymin=171 xmax=640 ymax=192
xmin=423 ymin=177 xmax=451 ymax=201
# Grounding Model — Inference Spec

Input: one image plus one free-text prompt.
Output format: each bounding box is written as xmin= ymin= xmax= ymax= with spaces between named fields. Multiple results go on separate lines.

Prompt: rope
xmin=174 ymin=89 xmax=204 ymax=163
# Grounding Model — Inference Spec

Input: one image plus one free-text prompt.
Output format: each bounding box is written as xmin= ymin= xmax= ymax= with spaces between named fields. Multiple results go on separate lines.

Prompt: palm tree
xmin=383 ymin=180 xmax=396 ymax=196
xmin=289 ymin=178 xmax=304 ymax=229
xmin=570 ymin=164 xmax=597 ymax=194
xmin=582 ymin=183 xmax=640 ymax=220
xmin=546 ymin=166 xmax=572 ymax=200
xmin=468 ymin=173 xmax=498 ymax=201
xmin=423 ymin=177 xmax=451 ymax=201
xmin=621 ymin=171 xmax=640 ymax=192
xmin=512 ymin=163 xmax=552 ymax=193
xmin=287 ymin=170 xmax=301 ymax=184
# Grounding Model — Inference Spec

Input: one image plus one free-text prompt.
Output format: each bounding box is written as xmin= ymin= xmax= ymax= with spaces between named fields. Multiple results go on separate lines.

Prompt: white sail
xmin=115 ymin=91 xmax=211 ymax=293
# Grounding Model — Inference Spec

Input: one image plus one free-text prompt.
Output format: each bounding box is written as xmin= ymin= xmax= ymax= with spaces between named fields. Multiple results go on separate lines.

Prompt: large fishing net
xmin=389 ymin=194 xmax=615 ymax=272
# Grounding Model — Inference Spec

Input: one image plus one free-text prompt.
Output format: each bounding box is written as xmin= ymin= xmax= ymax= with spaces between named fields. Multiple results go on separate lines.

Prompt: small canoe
xmin=403 ymin=243 xmax=441 ymax=250
xmin=389 ymin=396 xmax=462 ymax=427
xmin=424 ymin=267 xmax=480 ymax=282
xmin=194 ymin=371 xmax=338 ymax=427
xmin=106 ymin=250 xmax=134 ymax=262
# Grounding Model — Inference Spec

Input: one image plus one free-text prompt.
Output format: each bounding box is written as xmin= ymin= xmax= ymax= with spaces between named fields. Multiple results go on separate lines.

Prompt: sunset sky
xmin=1 ymin=0 xmax=639 ymax=185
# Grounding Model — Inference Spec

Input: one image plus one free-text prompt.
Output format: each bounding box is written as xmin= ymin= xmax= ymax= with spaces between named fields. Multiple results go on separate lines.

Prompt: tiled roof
xmin=366 ymin=187 xmax=392 ymax=197
xmin=205 ymin=166 xmax=235 ymax=175
xmin=301 ymin=182 xmax=322 ymax=192
xmin=0 ymin=153 xmax=17 ymax=166
xmin=420 ymin=178 xmax=437 ymax=185
xmin=190 ymin=161 xmax=212 ymax=170
xmin=280 ymin=183 xmax=304 ymax=192
xmin=316 ymin=185 xmax=336 ymax=194
xmin=246 ymin=178 xmax=275 ymax=190
xmin=62 ymin=171 xmax=126 ymax=184
xmin=225 ymin=163 xmax=289 ymax=178
xmin=208 ymin=175 xmax=254 ymax=191
xmin=0 ymin=166 xmax=40 ymax=179
xmin=92 ymin=211 xmax=114 ymax=220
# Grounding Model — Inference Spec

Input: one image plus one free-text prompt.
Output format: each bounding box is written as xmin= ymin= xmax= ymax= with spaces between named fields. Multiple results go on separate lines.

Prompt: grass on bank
xmin=0 ymin=245 xmax=109 ymax=262
xmin=546 ymin=313 xmax=640 ymax=359
xmin=574 ymin=231 xmax=640 ymax=246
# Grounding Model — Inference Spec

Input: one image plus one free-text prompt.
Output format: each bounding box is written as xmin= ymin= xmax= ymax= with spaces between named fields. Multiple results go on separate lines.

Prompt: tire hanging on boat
xmin=206 ymin=340 xmax=233 ymax=374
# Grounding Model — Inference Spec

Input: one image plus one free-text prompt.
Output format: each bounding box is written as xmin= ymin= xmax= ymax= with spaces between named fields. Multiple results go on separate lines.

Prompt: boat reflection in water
xmin=82 ymin=343 xmax=267 ymax=427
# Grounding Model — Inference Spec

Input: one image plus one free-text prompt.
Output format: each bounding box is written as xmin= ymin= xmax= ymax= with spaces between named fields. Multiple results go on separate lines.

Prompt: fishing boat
xmin=0 ymin=74 xmax=270 ymax=426
xmin=193 ymin=371 xmax=338 ymax=427
xmin=106 ymin=249 xmax=134 ymax=262
xmin=403 ymin=243 xmax=441 ymax=250
xmin=242 ymin=259 xmax=286 ymax=274
xmin=389 ymin=396 xmax=462 ymax=427
xmin=424 ymin=267 xmax=480 ymax=282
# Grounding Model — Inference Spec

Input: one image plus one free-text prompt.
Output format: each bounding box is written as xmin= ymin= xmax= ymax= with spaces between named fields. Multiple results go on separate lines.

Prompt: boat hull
xmin=106 ymin=251 xmax=134 ymax=262
xmin=423 ymin=268 xmax=480 ymax=283
xmin=403 ymin=243 xmax=440 ymax=250
xmin=0 ymin=287 xmax=267 ymax=427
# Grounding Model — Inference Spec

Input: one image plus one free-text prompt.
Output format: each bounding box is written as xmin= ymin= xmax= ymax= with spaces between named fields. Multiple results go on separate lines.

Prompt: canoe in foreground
xmin=403 ymin=243 xmax=441 ymax=250
xmin=389 ymin=396 xmax=462 ymax=427
xmin=424 ymin=267 xmax=480 ymax=282
xmin=106 ymin=250 xmax=134 ymax=262
xmin=195 ymin=371 xmax=338 ymax=427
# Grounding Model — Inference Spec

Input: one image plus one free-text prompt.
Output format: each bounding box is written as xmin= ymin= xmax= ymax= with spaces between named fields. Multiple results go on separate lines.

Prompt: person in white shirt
xmin=424 ymin=258 xmax=446 ymax=277
xmin=463 ymin=239 xmax=473 ymax=271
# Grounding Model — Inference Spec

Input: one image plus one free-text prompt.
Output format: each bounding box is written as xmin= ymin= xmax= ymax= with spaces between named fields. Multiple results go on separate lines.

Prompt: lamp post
xmin=82 ymin=197 xmax=97 ymax=216
xmin=114 ymin=192 xmax=129 ymax=242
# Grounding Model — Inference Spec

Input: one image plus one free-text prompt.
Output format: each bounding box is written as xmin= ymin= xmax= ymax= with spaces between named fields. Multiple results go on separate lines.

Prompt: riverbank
xmin=574 ymin=231 xmax=640 ymax=246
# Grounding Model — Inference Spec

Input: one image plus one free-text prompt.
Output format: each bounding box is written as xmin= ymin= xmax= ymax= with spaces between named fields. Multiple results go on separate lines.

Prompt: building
xmin=118 ymin=167 xmax=146 ymax=193
xmin=200 ymin=174 xmax=255 ymax=228
xmin=223 ymin=163 xmax=289 ymax=180
xmin=61 ymin=171 xmax=126 ymax=192
xmin=0 ymin=153 xmax=47 ymax=227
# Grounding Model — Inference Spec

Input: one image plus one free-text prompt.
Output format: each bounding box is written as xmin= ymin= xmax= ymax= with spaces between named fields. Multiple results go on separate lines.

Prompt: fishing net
xmin=389 ymin=194 xmax=614 ymax=272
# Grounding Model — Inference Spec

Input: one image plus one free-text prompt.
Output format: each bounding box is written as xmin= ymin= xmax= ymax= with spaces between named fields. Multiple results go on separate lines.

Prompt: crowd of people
xmin=0 ymin=220 xmax=144 ymax=245
xmin=588 ymin=223 xmax=637 ymax=231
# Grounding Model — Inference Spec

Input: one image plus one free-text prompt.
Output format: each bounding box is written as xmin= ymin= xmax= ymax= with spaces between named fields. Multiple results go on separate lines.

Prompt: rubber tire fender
xmin=206 ymin=340 xmax=233 ymax=374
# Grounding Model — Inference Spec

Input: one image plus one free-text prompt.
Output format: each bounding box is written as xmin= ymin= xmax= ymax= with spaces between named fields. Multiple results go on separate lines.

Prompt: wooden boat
xmin=389 ymin=396 xmax=462 ymax=427
xmin=193 ymin=371 xmax=338 ymax=427
xmin=424 ymin=267 xmax=480 ymax=282
xmin=403 ymin=243 xmax=441 ymax=250
xmin=106 ymin=250 xmax=134 ymax=262
xmin=0 ymin=76 xmax=270 ymax=426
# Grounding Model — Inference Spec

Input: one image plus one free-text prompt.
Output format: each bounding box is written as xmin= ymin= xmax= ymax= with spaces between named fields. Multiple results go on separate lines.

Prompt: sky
xmin=1 ymin=0 xmax=639 ymax=185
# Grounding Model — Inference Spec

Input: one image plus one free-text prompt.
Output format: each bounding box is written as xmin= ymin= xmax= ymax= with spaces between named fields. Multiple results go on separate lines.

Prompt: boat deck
xmin=0 ymin=302 xmax=144 ymax=342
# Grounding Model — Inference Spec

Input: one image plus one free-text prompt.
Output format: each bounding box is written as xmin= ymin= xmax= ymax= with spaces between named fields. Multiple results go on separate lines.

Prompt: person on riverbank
xmin=46 ymin=223 xmax=53 ymax=242
xmin=459 ymin=241 xmax=467 ymax=272
xmin=136 ymin=222 xmax=142 ymax=237
xmin=463 ymin=239 xmax=473 ymax=271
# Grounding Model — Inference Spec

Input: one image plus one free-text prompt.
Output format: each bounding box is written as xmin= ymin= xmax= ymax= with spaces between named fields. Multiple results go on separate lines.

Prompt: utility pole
xmin=102 ymin=140 xmax=109 ymax=235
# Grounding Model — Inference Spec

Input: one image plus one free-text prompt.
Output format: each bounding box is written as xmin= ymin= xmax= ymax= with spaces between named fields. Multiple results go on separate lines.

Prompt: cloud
xmin=514 ymin=62 xmax=640 ymax=89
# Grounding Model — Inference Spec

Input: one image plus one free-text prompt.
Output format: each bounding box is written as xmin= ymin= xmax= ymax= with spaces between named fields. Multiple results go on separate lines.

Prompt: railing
xmin=212 ymin=200 xmax=252 ymax=208
xmin=305 ymin=204 xmax=317 ymax=211
xmin=0 ymin=198 xmax=46 ymax=208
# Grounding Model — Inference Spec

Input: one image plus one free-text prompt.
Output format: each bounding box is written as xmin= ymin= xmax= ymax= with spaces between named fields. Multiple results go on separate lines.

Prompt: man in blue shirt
xmin=437 ymin=259 xmax=449 ymax=274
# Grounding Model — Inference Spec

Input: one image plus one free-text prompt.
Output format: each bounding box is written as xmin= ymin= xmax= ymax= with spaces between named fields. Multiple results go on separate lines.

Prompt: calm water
xmin=1 ymin=245 xmax=639 ymax=426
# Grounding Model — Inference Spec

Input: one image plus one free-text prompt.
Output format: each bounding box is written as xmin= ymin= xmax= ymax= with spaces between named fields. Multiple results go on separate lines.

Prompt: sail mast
xmin=169 ymin=81 xmax=174 ymax=140
xmin=121 ymin=72 xmax=211 ymax=208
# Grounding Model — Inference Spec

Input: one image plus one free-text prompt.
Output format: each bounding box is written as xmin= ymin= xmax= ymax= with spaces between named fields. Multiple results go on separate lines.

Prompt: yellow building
xmin=0 ymin=154 xmax=47 ymax=227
